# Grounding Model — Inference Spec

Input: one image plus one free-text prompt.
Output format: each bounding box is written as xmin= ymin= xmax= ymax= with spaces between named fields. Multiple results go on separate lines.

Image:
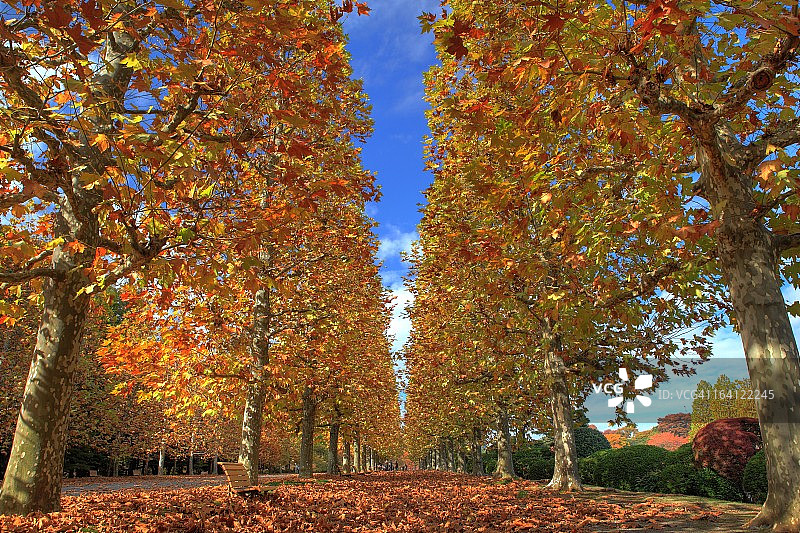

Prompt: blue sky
xmin=342 ymin=0 xmax=441 ymax=354
xmin=340 ymin=3 xmax=800 ymax=427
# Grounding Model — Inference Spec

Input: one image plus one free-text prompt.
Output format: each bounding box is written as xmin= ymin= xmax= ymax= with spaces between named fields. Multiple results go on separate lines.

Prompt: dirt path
xmin=1 ymin=472 xmax=763 ymax=532
xmin=568 ymin=486 xmax=761 ymax=531
xmin=61 ymin=473 xmax=296 ymax=495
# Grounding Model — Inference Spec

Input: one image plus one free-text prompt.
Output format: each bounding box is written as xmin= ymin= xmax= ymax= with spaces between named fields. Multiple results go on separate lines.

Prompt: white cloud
xmin=377 ymin=228 xmax=417 ymax=263
xmin=388 ymin=287 xmax=413 ymax=353
xmin=380 ymin=269 xmax=405 ymax=290
xmin=391 ymin=86 xmax=427 ymax=115
xmin=342 ymin=0 xmax=440 ymax=82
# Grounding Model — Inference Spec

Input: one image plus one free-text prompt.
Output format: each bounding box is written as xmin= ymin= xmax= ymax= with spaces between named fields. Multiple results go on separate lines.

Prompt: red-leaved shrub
xmin=692 ymin=417 xmax=761 ymax=482
xmin=647 ymin=431 xmax=689 ymax=451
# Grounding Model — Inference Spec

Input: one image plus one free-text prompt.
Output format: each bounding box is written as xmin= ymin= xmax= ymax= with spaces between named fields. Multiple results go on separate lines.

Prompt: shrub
xmin=580 ymin=445 xmax=668 ymax=491
xmin=742 ymin=450 xmax=767 ymax=504
xmin=513 ymin=444 xmax=554 ymax=480
xmin=574 ymin=427 xmax=611 ymax=458
xmin=694 ymin=467 xmax=743 ymax=501
xmin=482 ymin=449 xmax=497 ymax=475
xmin=539 ymin=427 xmax=611 ymax=458
xmin=627 ymin=428 xmax=658 ymax=446
xmin=654 ymin=461 xmax=743 ymax=501
xmin=655 ymin=444 xmax=700 ymax=496
xmin=579 ymin=441 xmax=745 ymax=502
xmin=647 ymin=431 xmax=689 ymax=451
xmin=692 ymin=417 xmax=761 ymax=482
xmin=663 ymin=443 xmax=694 ymax=466
xmin=603 ymin=431 xmax=627 ymax=448
xmin=657 ymin=462 xmax=700 ymax=495
xmin=517 ymin=457 xmax=554 ymax=480
xmin=578 ymin=449 xmax=610 ymax=485
xmin=656 ymin=413 xmax=691 ymax=438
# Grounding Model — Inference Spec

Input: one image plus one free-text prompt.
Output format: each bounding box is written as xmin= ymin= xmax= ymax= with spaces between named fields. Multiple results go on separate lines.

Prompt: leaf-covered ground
xmin=0 ymin=471 xmax=760 ymax=532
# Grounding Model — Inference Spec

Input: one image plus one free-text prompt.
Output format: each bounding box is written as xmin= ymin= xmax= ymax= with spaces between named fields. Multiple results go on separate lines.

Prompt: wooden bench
xmin=218 ymin=462 xmax=276 ymax=497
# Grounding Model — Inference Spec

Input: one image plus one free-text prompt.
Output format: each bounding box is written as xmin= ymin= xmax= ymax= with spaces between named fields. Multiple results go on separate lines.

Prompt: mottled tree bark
xmin=0 ymin=256 xmax=90 ymax=514
xmin=342 ymin=439 xmax=351 ymax=474
xmin=471 ymin=427 xmax=484 ymax=476
xmin=299 ymin=387 xmax=316 ymax=478
xmin=693 ymin=126 xmax=800 ymax=530
xmin=158 ymin=441 xmax=166 ymax=476
xmin=545 ymin=345 xmax=581 ymax=491
xmin=494 ymin=408 xmax=515 ymax=479
xmin=360 ymin=443 xmax=367 ymax=472
xmin=239 ymin=288 xmax=271 ymax=485
xmin=188 ymin=433 xmax=195 ymax=476
xmin=447 ymin=438 xmax=456 ymax=472
xmin=327 ymin=419 xmax=340 ymax=475
xmin=457 ymin=445 xmax=467 ymax=473
xmin=353 ymin=433 xmax=361 ymax=473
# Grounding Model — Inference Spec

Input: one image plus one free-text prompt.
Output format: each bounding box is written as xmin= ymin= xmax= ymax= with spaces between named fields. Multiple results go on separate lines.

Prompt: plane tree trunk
xmin=0 ymin=250 xmax=90 ymax=514
xmin=298 ymin=387 xmax=316 ymax=478
xmin=693 ymin=122 xmax=800 ymax=530
xmin=471 ymin=427 xmax=484 ymax=475
xmin=545 ymin=341 xmax=581 ymax=491
xmin=342 ymin=439 xmax=351 ymax=474
xmin=239 ymin=288 xmax=271 ymax=485
xmin=327 ymin=418 xmax=340 ymax=475
xmin=494 ymin=408 xmax=515 ymax=479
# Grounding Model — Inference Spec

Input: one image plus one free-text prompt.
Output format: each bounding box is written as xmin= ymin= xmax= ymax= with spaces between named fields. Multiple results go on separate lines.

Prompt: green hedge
xmin=482 ymin=449 xmax=497 ymax=475
xmin=694 ymin=467 xmax=743 ymax=501
xmin=574 ymin=427 xmax=611 ymax=458
xmin=742 ymin=451 xmax=767 ymax=504
xmin=579 ymin=445 xmax=668 ymax=491
xmin=513 ymin=444 xmax=554 ymax=480
xmin=664 ymin=443 xmax=694 ymax=466
xmin=657 ymin=462 xmax=700 ymax=495
xmin=580 ymin=444 xmax=744 ymax=501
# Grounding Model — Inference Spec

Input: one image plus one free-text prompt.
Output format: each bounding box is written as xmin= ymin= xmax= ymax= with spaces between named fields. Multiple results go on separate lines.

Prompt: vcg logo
xmin=593 ymin=368 xmax=653 ymax=414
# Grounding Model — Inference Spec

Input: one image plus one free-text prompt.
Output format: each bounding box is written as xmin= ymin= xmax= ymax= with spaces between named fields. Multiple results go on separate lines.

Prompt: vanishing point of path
xmin=3 ymin=472 xmax=761 ymax=532
xmin=60 ymin=474 xmax=296 ymax=496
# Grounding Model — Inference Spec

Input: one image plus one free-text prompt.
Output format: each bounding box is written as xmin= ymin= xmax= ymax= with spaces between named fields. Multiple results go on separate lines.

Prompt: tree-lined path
xmin=2 ymin=0 xmax=800 ymax=531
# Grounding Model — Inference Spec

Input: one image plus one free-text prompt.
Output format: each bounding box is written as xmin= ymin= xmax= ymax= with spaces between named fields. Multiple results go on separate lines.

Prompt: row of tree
xmin=0 ymin=0 xmax=401 ymax=515
xmin=405 ymin=1 xmax=800 ymax=530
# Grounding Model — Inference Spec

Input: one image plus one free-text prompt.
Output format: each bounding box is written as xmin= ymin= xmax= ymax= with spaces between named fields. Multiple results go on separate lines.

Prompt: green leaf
xmin=178 ymin=228 xmax=195 ymax=243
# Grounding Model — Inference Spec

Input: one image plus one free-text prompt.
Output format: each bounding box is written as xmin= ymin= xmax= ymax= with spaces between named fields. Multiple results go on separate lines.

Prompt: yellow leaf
xmin=120 ymin=55 xmax=142 ymax=69
xmin=92 ymin=134 xmax=111 ymax=151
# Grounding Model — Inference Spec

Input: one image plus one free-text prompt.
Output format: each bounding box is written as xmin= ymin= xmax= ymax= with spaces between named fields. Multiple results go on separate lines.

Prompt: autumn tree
xmin=422 ymin=1 xmax=800 ymax=528
xmin=0 ymin=0 xmax=376 ymax=514
xmin=411 ymin=31 xmax=724 ymax=492
xmin=690 ymin=376 xmax=757 ymax=437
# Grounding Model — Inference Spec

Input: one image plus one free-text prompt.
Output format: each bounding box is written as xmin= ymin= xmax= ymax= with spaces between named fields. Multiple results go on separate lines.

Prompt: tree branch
xmin=745 ymin=118 xmax=800 ymax=170
xmin=0 ymin=266 xmax=62 ymax=284
xmin=712 ymin=34 xmax=800 ymax=121
xmin=774 ymin=232 xmax=800 ymax=253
